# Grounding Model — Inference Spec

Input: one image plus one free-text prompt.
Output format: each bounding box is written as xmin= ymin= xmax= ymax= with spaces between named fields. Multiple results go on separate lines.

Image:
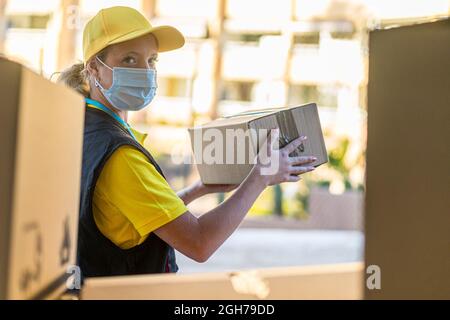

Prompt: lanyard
xmin=85 ymin=98 xmax=138 ymax=142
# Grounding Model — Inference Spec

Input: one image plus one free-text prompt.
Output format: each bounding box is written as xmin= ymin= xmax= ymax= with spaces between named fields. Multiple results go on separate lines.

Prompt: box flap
xmin=190 ymin=103 xmax=316 ymax=129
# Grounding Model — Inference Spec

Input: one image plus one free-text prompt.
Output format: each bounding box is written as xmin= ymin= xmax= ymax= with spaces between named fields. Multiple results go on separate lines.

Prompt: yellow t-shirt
xmin=92 ymin=127 xmax=188 ymax=249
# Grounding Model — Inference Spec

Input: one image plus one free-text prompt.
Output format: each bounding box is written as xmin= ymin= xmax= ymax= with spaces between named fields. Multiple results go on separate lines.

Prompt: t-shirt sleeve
xmin=95 ymin=145 xmax=188 ymax=237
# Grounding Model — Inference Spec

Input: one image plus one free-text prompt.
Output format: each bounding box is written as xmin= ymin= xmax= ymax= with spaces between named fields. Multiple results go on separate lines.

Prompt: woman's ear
xmin=85 ymin=57 xmax=99 ymax=80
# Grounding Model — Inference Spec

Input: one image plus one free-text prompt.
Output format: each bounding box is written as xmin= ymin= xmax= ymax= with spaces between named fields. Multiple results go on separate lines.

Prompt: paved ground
xmin=175 ymin=228 xmax=364 ymax=274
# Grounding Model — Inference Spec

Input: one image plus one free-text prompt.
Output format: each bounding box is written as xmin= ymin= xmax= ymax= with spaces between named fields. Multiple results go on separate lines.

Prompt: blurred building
xmin=2 ymin=0 xmax=448 ymax=127
xmin=1 ymin=0 xmax=449 ymax=215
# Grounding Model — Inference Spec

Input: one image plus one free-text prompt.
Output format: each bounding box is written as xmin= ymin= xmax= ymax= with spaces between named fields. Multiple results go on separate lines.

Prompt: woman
xmin=59 ymin=6 xmax=317 ymax=278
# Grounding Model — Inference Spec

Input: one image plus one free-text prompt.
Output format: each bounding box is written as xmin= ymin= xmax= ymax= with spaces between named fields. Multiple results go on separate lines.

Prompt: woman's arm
xmin=154 ymin=132 xmax=317 ymax=262
xmin=176 ymin=181 xmax=207 ymax=205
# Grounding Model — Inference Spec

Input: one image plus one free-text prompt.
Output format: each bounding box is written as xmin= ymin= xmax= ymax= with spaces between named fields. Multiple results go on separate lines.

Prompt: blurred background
xmin=1 ymin=0 xmax=448 ymax=273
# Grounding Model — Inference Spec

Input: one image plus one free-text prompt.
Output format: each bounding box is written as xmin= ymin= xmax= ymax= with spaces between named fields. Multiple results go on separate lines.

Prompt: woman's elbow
xmin=192 ymin=239 xmax=212 ymax=263
xmin=193 ymin=253 xmax=208 ymax=263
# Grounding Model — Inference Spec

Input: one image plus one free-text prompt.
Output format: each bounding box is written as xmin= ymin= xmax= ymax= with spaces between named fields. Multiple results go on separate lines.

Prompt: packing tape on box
xmin=229 ymin=270 xmax=270 ymax=299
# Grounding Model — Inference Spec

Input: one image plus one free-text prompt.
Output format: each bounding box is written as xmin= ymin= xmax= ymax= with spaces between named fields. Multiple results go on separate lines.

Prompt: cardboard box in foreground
xmin=82 ymin=263 xmax=363 ymax=300
xmin=188 ymin=103 xmax=328 ymax=184
xmin=365 ymin=18 xmax=450 ymax=299
xmin=0 ymin=58 xmax=85 ymax=299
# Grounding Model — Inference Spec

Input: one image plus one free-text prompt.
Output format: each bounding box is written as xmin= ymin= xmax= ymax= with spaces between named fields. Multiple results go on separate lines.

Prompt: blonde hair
xmin=57 ymin=62 xmax=90 ymax=97
xmin=56 ymin=48 xmax=109 ymax=97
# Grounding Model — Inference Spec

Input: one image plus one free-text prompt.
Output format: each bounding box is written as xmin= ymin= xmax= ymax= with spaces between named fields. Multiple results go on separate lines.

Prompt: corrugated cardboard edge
xmin=247 ymin=103 xmax=328 ymax=167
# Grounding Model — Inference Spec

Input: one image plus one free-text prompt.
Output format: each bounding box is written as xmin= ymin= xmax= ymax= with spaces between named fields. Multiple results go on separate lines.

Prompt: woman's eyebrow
xmin=123 ymin=51 xmax=158 ymax=59
xmin=123 ymin=51 xmax=140 ymax=56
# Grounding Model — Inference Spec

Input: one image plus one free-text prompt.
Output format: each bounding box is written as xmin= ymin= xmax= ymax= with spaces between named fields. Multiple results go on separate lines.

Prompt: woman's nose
xmin=136 ymin=62 xmax=155 ymax=70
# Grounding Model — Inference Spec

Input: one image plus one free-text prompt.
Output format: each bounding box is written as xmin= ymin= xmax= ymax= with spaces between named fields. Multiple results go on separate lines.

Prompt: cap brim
xmin=109 ymin=25 xmax=185 ymax=52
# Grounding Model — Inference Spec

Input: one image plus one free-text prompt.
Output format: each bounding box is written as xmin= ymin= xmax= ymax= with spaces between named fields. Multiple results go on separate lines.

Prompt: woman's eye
xmin=123 ymin=57 xmax=136 ymax=64
xmin=149 ymin=57 xmax=158 ymax=65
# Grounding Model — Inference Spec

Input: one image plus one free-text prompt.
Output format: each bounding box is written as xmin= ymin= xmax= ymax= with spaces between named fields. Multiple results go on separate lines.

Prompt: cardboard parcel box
xmin=82 ymin=263 xmax=363 ymax=300
xmin=365 ymin=19 xmax=450 ymax=299
xmin=0 ymin=58 xmax=85 ymax=299
xmin=188 ymin=103 xmax=328 ymax=184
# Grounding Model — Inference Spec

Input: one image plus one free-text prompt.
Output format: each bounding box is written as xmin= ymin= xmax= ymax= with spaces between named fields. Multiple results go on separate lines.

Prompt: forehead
xmin=108 ymin=33 xmax=158 ymax=56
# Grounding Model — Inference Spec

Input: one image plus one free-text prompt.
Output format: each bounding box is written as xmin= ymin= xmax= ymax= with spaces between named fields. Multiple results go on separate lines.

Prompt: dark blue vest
xmin=77 ymin=107 xmax=178 ymax=278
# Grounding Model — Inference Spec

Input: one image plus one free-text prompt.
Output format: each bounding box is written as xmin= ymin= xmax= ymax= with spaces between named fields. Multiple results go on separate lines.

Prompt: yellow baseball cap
xmin=82 ymin=6 xmax=185 ymax=62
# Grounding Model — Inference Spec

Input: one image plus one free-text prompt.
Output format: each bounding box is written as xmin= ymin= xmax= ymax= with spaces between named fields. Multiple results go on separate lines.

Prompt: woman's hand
xmin=252 ymin=129 xmax=317 ymax=186
xmin=178 ymin=180 xmax=239 ymax=205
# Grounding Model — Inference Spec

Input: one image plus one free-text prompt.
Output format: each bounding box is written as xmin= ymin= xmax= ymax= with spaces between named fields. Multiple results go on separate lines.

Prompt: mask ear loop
xmin=96 ymin=56 xmax=113 ymax=71
xmin=94 ymin=56 xmax=113 ymax=89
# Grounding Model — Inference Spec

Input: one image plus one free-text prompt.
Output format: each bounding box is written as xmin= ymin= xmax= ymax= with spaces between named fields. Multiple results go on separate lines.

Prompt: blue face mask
xmin=94 ymin=56 xmax=157 ymax=111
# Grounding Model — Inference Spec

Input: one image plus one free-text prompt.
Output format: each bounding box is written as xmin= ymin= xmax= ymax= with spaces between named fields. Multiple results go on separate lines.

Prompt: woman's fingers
xmin=289 ymin=165 xmax=315 ymax=175
xmin=282 ymin=135 xmax=307 ymax=155
xmin=286 ymin=174 xmax=302 ymax=182
xmin=289 ymin=156 xmax=317 ymax=165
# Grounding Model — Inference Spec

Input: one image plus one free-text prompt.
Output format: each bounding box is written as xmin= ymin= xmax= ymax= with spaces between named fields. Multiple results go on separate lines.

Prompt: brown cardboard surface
xmin=188 ymin=103 xmax=328 ymax=184
xmin=365 ymin=19 xmax=450 ymax=299
xmin=0 ymin=58 xmax=21 ymax=300
xmin=82 ymin=263 xmax=363 ymax=300
xmin=0 ymin=58 xmax=85 ymax=299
